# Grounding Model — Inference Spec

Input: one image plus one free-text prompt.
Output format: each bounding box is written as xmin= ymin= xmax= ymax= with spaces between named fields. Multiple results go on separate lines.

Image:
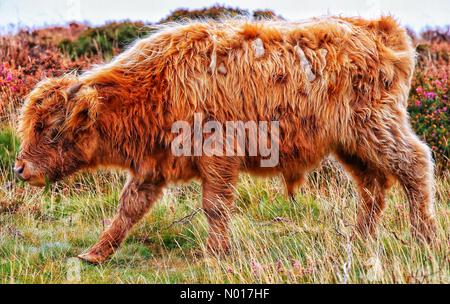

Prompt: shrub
xmin=161 ymin=5 xmax=248 ymax=23
xmin=421 ymin=26 xmax=450 ymax=43
xmin=0 ymin=29 xmax=100 ymax=119
xmin=252 ymin=10 xmax=282 ymax=20
xmin=409 ymin=46 xmax=449 ymax=168
xmin=59 ymin=21 xmax=150 ymax=59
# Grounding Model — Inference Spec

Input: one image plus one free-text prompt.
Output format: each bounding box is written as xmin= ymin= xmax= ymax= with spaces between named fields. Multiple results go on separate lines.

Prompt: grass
xmin=0 ymin=126 xmax=448 ymax=283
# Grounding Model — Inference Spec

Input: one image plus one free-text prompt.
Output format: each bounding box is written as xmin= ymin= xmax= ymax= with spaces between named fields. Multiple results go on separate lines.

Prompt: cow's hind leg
xmin=351 ymin=121 xmax=437 ymax=244
xmin=384 ymin=133 xmax=437 ymax=243
xmin=78 ymin=177 xmax=164 ymax=263
xmin=335 ymin=149 xmax=392 ymax=237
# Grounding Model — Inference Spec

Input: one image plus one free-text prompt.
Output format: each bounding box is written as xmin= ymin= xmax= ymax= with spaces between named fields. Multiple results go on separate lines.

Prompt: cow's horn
xmin=67 ymin=82 xmax=83 ymax=99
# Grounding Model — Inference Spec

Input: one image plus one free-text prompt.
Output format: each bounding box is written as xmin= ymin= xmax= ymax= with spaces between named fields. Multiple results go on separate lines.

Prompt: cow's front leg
xmin=78 ymin=176 xmax=163 ymax=263
xmin=199 ymin=156 xmax=239 ymax=255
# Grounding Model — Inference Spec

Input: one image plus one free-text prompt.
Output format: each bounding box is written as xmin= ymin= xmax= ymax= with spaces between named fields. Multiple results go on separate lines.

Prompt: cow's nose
xmin=13 ymin=163 xmax=25 ymax=178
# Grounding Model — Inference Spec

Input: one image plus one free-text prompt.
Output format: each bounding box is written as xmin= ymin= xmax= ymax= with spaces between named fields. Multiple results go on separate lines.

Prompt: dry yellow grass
xmin=0 ymin=157 xmax=448 ymax=283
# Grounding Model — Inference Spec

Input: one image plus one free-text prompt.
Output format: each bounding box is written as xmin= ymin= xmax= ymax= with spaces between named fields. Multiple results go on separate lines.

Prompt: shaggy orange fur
xmin=15 ymin=16 xmax=437 ymax=263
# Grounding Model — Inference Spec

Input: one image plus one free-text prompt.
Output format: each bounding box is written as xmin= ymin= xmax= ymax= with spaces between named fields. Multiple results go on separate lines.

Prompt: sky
xmin=0 ymin=0 xmax=449 ymax=33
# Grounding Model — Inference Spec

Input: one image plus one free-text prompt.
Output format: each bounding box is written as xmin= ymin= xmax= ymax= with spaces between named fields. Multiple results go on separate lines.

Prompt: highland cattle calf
xmin=15 ymin=16 xmax=437 ymax=263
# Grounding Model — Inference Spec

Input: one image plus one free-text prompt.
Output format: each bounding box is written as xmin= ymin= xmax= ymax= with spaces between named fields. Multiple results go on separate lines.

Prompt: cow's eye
xmin=35 ymin=121 xmax=45 ymax=133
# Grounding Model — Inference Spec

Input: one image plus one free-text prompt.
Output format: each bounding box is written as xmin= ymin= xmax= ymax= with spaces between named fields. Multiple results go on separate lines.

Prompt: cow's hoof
xmin=77 ymin=251 xmax=108 ymax=264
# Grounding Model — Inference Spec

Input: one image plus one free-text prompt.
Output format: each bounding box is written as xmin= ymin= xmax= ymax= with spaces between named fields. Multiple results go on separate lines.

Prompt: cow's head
xmin=14 ymin=75 xmax=100 ymax=187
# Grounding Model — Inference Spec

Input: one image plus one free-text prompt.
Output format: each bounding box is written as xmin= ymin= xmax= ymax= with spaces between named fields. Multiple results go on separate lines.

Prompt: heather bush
xmin=0 ymin=29 xmax=100 ymax=119
xmin=409 ymin=43 xmax=450 ymax=169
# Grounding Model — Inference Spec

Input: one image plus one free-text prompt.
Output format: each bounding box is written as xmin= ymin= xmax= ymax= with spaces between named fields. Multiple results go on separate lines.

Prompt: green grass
xmin=0 ymin=128 xmax=448 ymax=283
xmin=0 ymin=168 xmax=448 ymax=283
xmin=0 ymin=127 xmax=19 ymax=175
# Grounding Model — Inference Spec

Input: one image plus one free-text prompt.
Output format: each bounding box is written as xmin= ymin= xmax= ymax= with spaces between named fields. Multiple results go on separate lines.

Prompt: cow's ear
xmin=67 ymin=82 xmax=83 ymax=100
xmin=65 ymin=86 xmax=99 ymax=133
